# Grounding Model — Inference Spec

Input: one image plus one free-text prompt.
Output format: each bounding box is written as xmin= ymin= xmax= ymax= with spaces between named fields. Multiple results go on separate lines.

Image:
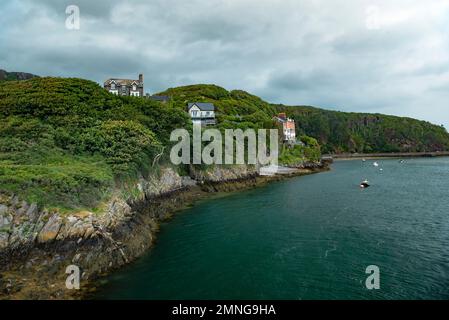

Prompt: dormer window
xmin=111 ymin=82 xmax=116 ymax=90
xmin=133 ymin=84 xmax=136 ymax=91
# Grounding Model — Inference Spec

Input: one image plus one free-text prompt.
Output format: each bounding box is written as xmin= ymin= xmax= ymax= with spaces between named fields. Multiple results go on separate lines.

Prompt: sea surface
xmin=95 ymin=158 xmax=449 ymax=299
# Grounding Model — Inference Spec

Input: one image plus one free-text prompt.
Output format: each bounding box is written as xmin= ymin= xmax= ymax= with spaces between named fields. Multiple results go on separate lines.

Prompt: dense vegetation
xmin=0 ymin=78 xmax=189 ymax=210
xmin=158 ymin=84 xmax=320 ymax=165
xmin=158 ymin=83 xmax=449 ymax=156
xmin=276 ymin=105 xmax=449 ymax=154
xmin=279 ymin=136 xmax=321 ymax=165
xmin=1 ymin=79 xmax=447 ymax=211
xmin=159 ymin=84 xmax=278 ymax=131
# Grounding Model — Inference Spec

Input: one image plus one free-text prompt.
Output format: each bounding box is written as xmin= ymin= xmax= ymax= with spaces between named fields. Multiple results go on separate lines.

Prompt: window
xmin=111 ymin=83 xmax=116 ymax=90
xmin=192 ymin=110 xmax=198 ymax=117
xmin=133 ymin=85 xmax=136 ymax=91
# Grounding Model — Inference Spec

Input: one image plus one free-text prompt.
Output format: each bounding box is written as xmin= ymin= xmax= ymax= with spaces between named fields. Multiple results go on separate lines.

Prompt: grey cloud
xmin=25 ymin=0 xmax=113 ymax=18
xmin=1 ymin=0 xmax=449 ymax=128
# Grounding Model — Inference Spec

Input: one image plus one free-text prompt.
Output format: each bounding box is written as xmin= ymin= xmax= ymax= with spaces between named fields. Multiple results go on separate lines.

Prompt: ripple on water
xmin=95 ymin=158 xmax=449 ymax=300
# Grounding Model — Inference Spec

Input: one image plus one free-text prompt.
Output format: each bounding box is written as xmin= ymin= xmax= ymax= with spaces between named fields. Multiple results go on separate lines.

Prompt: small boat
xmin=362 ymin=158 xmax=366 ymax=162
xmin=373 ymin=162 xmax=379 ymax=167
xmin=360 ymin=179 xmax=370 ymax=188
xmin=399 ymin=159 xmax=405 ymax=164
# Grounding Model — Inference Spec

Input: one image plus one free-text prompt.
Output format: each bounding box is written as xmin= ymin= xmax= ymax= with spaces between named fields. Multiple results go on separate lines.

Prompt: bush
xmin=80 ymin=120 xmax=161 ymax=176
xmin=0 ymin=78 xmax=189 ymax=210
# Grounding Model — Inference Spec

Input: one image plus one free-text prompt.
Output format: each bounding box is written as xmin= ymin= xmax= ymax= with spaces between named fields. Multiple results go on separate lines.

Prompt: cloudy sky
xmin=1 ymin=0 xmax=449 ymax=127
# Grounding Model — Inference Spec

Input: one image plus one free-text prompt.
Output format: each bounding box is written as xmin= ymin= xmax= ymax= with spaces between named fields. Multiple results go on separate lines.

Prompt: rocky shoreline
xmin=0 ymin=162 xmax=328 ymax=300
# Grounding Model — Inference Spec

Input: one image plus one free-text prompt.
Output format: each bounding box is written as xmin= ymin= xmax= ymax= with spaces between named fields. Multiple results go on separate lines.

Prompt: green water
xmin=95 ymin=158 xmax=449 ymax=299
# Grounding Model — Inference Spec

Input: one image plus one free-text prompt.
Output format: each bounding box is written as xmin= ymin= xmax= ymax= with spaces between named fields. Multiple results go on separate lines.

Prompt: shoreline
xmin=324 ymin=151 xmax=449 ymax=161
xmin=0 ymin=163 xmax=329 ymax=300
xmin=84 ymin=164 xmax=330 ymax=299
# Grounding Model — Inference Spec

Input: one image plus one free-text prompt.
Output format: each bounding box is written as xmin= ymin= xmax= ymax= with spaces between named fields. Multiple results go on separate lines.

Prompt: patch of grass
xmin=0 ymin=152 xmax=113 ymax=211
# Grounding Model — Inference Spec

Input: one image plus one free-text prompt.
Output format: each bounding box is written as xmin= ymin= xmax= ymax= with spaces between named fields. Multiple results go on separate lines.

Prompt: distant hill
xmin=157 ymin=84 xmax=449 ymax=154
xmin=0 ymin=69 xmax=39 ymax=81
xmin=276 ymin=104 xmax=449 ymax=154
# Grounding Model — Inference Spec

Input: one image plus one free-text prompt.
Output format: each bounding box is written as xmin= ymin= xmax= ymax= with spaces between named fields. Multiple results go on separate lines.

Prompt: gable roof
xmin=273 ymin=116 xmax=286 ymax=123
xmin=273 ymin=114 xmax=295 ymax=124
xmin=104 ymin=78 xmax=142 ymax=86
xmin=187 ymin=102 xmax=215 ymax=111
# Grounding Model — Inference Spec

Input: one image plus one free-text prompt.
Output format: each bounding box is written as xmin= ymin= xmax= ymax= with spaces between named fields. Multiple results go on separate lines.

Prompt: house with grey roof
xmin=187 ymin=102 xmax=216 ymax=126
xmin=104 ymin=74 xmax=144 ymax=97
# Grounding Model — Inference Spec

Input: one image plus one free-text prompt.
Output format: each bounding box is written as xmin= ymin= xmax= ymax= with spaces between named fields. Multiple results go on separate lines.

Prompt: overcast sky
xmin=1 ymin=0 xmax=449 ymax=128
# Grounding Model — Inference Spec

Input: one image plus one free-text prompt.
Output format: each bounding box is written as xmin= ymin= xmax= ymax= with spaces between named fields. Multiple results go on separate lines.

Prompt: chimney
xmin=139 ymin=73 xmax=143 ymax=84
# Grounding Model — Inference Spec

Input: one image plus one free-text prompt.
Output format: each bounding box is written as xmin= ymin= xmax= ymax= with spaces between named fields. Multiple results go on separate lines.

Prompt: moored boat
xmin=360 ymin=179 xmax=370 ymax=188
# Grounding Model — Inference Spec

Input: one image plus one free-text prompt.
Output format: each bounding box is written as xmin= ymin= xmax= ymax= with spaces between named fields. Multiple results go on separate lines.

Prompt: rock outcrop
xmin=0 ymin=163 xmax=327 ymax=299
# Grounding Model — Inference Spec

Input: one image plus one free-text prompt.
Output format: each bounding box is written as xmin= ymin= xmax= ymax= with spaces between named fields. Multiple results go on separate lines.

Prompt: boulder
xmin=37 ymin=214 xmax=62 ymax=243
xmin=0 ymin=204 xmax=8 ymax=215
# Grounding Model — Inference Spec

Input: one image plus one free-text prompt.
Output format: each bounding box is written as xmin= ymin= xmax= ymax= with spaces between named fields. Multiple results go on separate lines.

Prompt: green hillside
xmin=1 ymin=79 xmax=448 ymax=211
xmin=159 ymin=84 xmax=277 ymax=130
xmin=158 ymin=84 xmax=322 ymax=162
xmin=158 ymin=85 xmax=449 ymax=154
xmin=275 ymin=105 xmax=449 ymax=154
xmin=0 ymin=77 xmax=189 ymax=210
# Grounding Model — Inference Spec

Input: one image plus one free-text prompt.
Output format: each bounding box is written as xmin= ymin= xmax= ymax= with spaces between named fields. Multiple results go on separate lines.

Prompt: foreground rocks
xmin=0 ymin=163 xmax=328 ymax=299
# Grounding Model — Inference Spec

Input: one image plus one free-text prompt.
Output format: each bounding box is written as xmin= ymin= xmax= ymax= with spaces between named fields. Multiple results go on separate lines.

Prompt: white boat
xmin=373 ymin=162 xmax=379 ymax=167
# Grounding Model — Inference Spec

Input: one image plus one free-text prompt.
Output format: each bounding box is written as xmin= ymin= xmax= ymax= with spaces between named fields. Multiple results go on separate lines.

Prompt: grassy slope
xmin=0 ymin=77 xmax=189 ymax=211
xmin=158 ymin=83 xmax=449 ymax=155
xmin=159 ymin=84 xmax=278 ymax=130
xmin=275 ymin=104 xmax=449 ymax=154
xmin=159 ymin=84 xmax=449 ymax=153
xmin=158 ymin=84 xmax=323 ymax=163
xmin=2 ymin=79 xmax=447 ymax=211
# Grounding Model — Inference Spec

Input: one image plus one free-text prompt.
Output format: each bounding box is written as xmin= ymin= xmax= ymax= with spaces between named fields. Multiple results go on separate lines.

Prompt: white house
xmin=187 ymin=102 xmax=216 ymax=126
xmin=273 ymin=113 xmax=296 ymax=143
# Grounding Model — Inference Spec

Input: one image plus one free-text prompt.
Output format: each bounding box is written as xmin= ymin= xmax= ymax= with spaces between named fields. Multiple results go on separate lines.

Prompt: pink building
xmin=274 ymin=113 xmax=296 ymax=142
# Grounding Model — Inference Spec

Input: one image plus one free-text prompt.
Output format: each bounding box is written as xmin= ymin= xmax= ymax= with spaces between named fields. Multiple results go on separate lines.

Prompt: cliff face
xmin=0 ymin=167 xmax=191 ymax=297
xmin=0 ymin=164 xmax=272 ymax=299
